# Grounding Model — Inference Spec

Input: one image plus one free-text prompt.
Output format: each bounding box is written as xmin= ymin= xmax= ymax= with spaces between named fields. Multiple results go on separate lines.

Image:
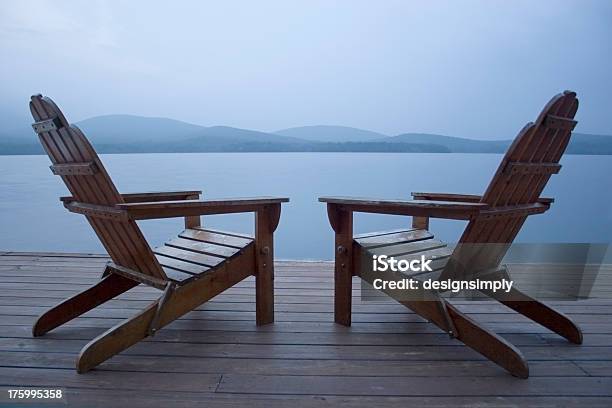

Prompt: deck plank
xmin=0 ymin=252 xmax=611 ymax=407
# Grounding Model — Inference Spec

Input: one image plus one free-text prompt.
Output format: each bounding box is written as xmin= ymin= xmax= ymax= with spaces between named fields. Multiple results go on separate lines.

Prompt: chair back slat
xmin=442 ymin=91 xmax=579 ymax=279
xmin=30 ymin=95 xmax=166 ymax=280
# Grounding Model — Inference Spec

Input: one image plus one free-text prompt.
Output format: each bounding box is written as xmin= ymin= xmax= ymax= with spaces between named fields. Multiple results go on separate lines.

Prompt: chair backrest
xmin=443 ymin=91 xmax=579 ymax=279
xmin=29 ymin=95 xmax=166 ymax=280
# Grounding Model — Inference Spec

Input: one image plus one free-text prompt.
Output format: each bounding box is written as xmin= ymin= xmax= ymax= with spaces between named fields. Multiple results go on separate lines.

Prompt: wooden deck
xmin=1 ymin=252 xmax=611 ymax=407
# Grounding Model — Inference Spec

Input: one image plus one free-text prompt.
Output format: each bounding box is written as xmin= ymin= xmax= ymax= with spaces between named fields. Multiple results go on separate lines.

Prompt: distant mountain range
xmin=1 ymin=114 xmax=611 ymax=155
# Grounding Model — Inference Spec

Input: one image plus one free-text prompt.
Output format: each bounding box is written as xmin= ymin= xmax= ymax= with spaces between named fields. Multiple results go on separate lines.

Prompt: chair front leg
xmin=255 ymin=204 xmax=281 ymax=325
xmin=327 ymin=204 xmax=354 ymax=326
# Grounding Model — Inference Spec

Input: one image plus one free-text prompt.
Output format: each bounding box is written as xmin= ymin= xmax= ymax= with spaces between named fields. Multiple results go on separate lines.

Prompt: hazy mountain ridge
xmin=76 ymin=115 xmax=307 ymax=145
xmin=386 ymin=132 xmax=612 ymax=155
xmin=1 ymin=114 xmax=611 ymax=154
xmin=275 ymin=125 xmax=386 ymax=142
xmin=385 ymin=133 xmax=511 ymax=153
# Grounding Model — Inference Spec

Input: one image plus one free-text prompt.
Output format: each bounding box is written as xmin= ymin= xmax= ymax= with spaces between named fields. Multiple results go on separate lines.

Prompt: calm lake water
xmin=0 ymin=153 xmax=610 ymax=260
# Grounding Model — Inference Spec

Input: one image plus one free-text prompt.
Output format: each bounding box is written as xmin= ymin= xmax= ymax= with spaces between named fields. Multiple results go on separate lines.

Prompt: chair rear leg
xmin=446 ymin=303 xmax=530 ymax=378
xmin=33 ymin=272 xmax=138 ymax=337
xmin=77 ymin=301 xmax=158 ymax=373
xmin=77 ymin=250 xmax=257 ymax=373
xmin=76 ymin=284 xmax=216 ymax=373
xmin=400 ymin=299 xmax=530 ymax=378
xmin=485 ymin=286 xmax=583 ymax=344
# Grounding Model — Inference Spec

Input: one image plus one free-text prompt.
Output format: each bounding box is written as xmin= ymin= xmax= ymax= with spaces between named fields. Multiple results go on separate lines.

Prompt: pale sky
xmin=1 ymin=0 xmax=611 ymax=138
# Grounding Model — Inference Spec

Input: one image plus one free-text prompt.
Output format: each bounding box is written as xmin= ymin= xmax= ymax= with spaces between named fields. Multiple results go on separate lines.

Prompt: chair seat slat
xmin=153 ymin=245 xmax=225 ymax=268
xmin=179 ymin=228 xmax=253 ymax=249
xmin=355 ymin=230 xmax=434 ymax=249
xmin=165 ymin=237 xmax=239 ymax=258
xmin=155 ymin=254 xmax=209 ymax=276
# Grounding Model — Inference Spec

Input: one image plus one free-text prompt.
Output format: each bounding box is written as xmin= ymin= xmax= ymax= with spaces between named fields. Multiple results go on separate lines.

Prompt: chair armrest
xmin=319 ymin=196 xmax=488 ymax=220
xmin=411 ymin=192 xmax=555 ymax=205
xmin=118 ymin=197 xmax=289 ymax=220
xmin=121 ymin=190 xmax=201 ymax=203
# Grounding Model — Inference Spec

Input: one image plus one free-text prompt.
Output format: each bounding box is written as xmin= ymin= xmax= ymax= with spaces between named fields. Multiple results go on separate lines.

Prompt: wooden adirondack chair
xmin=320 ymin=91 xmax=581 ymax=378
xmin=29 ymin=94 xmax=288 ymax=373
